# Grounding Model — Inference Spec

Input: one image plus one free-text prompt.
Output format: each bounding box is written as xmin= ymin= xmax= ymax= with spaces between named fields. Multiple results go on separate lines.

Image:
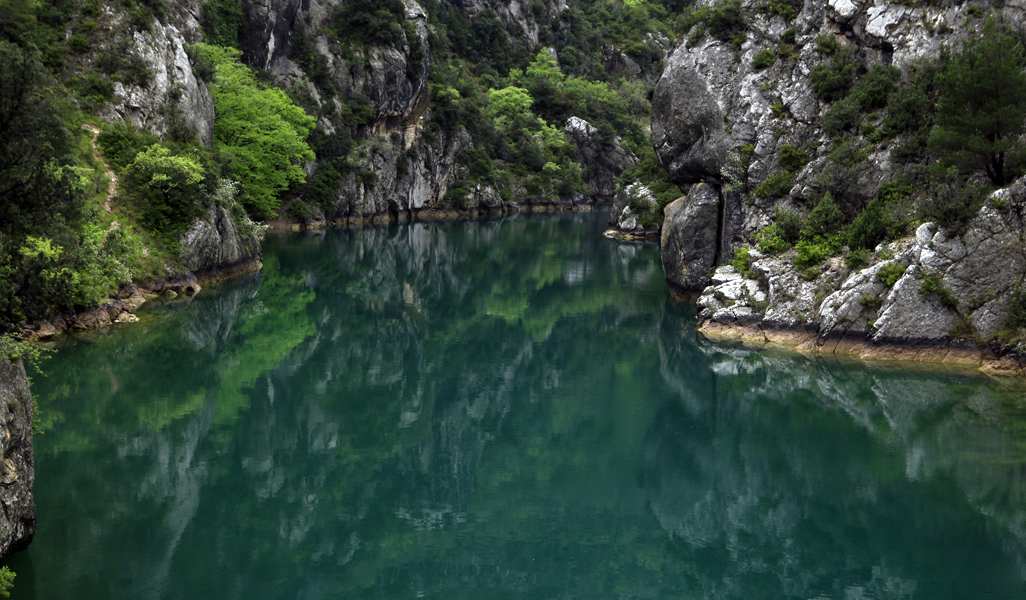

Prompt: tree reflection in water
xmin=13 ymin=212 xmax=1026 ymax=599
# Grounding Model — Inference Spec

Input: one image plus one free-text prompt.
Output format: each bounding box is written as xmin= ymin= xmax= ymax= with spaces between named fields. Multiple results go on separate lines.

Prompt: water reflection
xmin=10 ymin=212 xmax=1026 ymax=599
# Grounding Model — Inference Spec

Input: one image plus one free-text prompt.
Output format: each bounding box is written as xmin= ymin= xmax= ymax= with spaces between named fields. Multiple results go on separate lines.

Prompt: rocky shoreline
xmin=20 ymin=257 xmax=263 ymax=343
xmin=697 ymin=319 xmax=1026 ymax=378
xmin=668 ymin=180 xmax=1026 ymax=379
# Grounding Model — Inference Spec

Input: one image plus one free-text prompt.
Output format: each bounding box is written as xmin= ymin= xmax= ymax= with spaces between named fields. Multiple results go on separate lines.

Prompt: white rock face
xmin=104 ymin=21 xmax=215 ymax=145
xmin=697 ymin=265 xmax=767 ymax=321
xmin=745 ymin=179 xmax=1026 ymax=344
xmin=829 ymin=0 xmax=860 ymax=20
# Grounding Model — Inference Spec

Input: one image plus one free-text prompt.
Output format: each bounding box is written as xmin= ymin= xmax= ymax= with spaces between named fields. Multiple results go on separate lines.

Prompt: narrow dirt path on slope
xmin=82 ymin=124 xmax=117 ymax=213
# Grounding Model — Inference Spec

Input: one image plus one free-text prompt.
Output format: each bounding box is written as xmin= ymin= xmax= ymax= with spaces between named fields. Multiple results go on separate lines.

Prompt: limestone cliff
xmin=652 ymin=0 xmax=1026 ymax=363
xmin=0 ymin=360 xmax=35 ymax=558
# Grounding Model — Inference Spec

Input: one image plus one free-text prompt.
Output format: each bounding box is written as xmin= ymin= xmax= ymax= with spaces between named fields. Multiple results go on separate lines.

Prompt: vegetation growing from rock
xmin=929 ymin=17 xmax=1026 ymax=187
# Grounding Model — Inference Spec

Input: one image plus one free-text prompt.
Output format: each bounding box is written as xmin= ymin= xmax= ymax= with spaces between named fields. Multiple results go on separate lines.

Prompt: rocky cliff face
xmin=179 ymin=197 xmax=264 ymax=278
xmin=0 ymin=360 xmax=35 ymax=558
xmin=653 ymin=0 xmax=1026 ymax=359
xmin=693 ymin=177 xmax=1026 ymax=372
xmin=101 ymin=20 xmax=216 ymax=146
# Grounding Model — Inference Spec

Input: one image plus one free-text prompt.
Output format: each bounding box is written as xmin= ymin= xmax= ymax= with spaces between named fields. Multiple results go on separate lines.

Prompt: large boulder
xmin=0 ymin=359 xmax=35 ymax=558
xmin=661 ymin=183 xmax=722 ymax=294
xmin=651 ymin=42 xmax=731 ymax=185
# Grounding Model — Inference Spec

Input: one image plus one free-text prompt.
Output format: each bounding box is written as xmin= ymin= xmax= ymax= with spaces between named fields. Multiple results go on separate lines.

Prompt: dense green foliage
xmin=194 ymin=44 xmax=315 ymax=217
xmin=334 ymin=0 xmax=407 ymax=48
xmin=811 ymin=45 xmax=857 ymax=102
xmin=0 ymin=42 xmax=144 ymax=328
xmin=679 ymin=0 xmax=745 ymax=47
xmin=200 ymin=0 xmax=244 ymax=48
xmin=929 ymin=17 xmax=1026 ymax=186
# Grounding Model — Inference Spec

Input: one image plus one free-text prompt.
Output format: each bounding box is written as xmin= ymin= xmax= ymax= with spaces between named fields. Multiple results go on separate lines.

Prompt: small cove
xmin=8 ymin=210 xmax=1026 ymax=599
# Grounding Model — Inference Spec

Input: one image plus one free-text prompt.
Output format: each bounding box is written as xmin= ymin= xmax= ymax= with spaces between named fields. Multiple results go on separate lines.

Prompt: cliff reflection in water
xmin=13 ymin=211 xmax=1026 ymax=599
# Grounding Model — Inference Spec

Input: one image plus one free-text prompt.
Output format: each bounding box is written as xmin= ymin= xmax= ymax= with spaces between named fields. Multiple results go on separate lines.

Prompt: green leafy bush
xmin=752 ymin=48 xmax=776 ymax=70
xmin=201 ymin=0 xmax=243 ymax=47
xmin=847 ymin=198 xmax=893 ymax=251
xmin=754 ymin=172 xmax=792 ymax=198
xmin=816 ymin=34 xmax=840 ymax=54
xmin=816 ymin=138 xmax=869 ymax=209
xmin=97 ymin=122 xmax=159 ymax=172
xmin=928 ymin=17 xmax=1026 ymax=186
xmin=754 ymin=223 xmax=790 ymax=254
xmin=774 ymin=206 xmax=804 ymax=243
xmin=859 ymin=294 xmax=882 ymax=308
xmin=124 ymin=144 xmax=207 ymax=237
xmin=849 ymin=64 xmax=901 ymax=111
xmin=778 ymin=143 xmax=808 ymax=173
xmin=334 ymin=0 xmax=406 ymax=47
xmin=822 ymin=96 xmax=859 ymax=135
xmin=882 ymin=68 xmax=936 ymax=136
xmin=801 ymin=192 xmax=845 ymax=239
xmin=845 ymin=247 xmax=870 ymax=270
xmin=730 ymin=245 xmax=755 ymax=277
xmin=919 ymin=170 xmax=987 ymax=235
xmin=680 ymin=0 xmax=745 ymax=44
xmin=811 ymin=46 xmax=857 ymax=102
xmin=0 ymin=565 xmax=13 ymax=597
xmin=192 ymin=44 xmax=315 ymax=217
xmin=919 ymin=268 xmax=958 ymax=308
xmin=1003 ymin=283 xmax=1026 ymax=336
xmin=763 ymin=0 xmax=799 ymax=21
xmin=793 ymin=239 xmax=830 ymax=270
xmin=877 ymin=262 xmax=906 ymax=286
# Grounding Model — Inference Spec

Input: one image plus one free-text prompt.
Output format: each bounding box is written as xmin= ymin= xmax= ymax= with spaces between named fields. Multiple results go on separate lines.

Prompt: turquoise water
xmin=8 ymin=211 xmax=1026 ymax=599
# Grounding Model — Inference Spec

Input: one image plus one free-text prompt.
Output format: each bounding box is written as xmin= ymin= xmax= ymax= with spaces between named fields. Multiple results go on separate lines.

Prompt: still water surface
xmin=8 ymin=211 xmax=1026 ymax=599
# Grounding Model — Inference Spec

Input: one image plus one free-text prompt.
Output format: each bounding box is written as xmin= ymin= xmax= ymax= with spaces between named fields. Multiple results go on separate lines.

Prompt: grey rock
xmin=329 ymin=129 xmax=472 ymax=219
xmin=752 ymin=256 xmax=819 ymax=327
xmin=818 ymin=261 xmax=895 ymax=335
xmin=564 ymin=117 xmax=638 ymax=199
xmin=651 ymin=41 xmax=731 ymax=184
xmin=0 ymin=359 xmax=35 ymax=558
xmin=609 ymin=183 xmax=658 ymax=232
xmin=103 ymin=22 xmax=215 ymax=146
xmin=661 ymin=183 xmax=722 ymax=293
xmin=600 ymin=44 xmax=642 ymax=78
xmin=179 ymin=181 xmax=263 ymax=275
xmin=872 ymin=265 xmax=959 ymax=341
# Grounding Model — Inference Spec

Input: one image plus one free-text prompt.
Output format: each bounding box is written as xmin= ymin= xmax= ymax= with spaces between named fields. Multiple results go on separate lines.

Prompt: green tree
xmin=928 ymin=18 xmax=1026 ymax=186
xmin=125 ymin=144 xmax=206 ymax=235
xmin=487 ymin=86 xmax=535 ymax=123
xmin=193 ymin=44 xmax=315 ymax=216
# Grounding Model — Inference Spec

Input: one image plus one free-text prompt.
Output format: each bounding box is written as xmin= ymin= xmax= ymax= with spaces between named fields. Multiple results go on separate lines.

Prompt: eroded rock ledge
xmin=687 ymin=182 xmax=1026 ymax=377
xmin=698 ymin=320 xmax=1026 ymax=377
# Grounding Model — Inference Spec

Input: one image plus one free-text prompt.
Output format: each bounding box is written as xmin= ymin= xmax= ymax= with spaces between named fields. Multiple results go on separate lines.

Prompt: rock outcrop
xmin=564 ymin=117 xmax=638 ymax=199
xmin=102 ymin=21 xmax=216 ymax=146
xmin=606 ymin=183 xmax=662 ymax=238
xmin=0 ymin=359 xmax=35 ymax=558
xmin=660 ymin=182 xmax=744 ymax=293
xmin=653 ymin=0 xmax=1026 ymax=368
xmin=694 ymin=183 xmax=1026 ymax=374
xmin=661 ymin=183 xmax=722 ymax=295
xmin=180 ymin=194 xmax=264 ymax=278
